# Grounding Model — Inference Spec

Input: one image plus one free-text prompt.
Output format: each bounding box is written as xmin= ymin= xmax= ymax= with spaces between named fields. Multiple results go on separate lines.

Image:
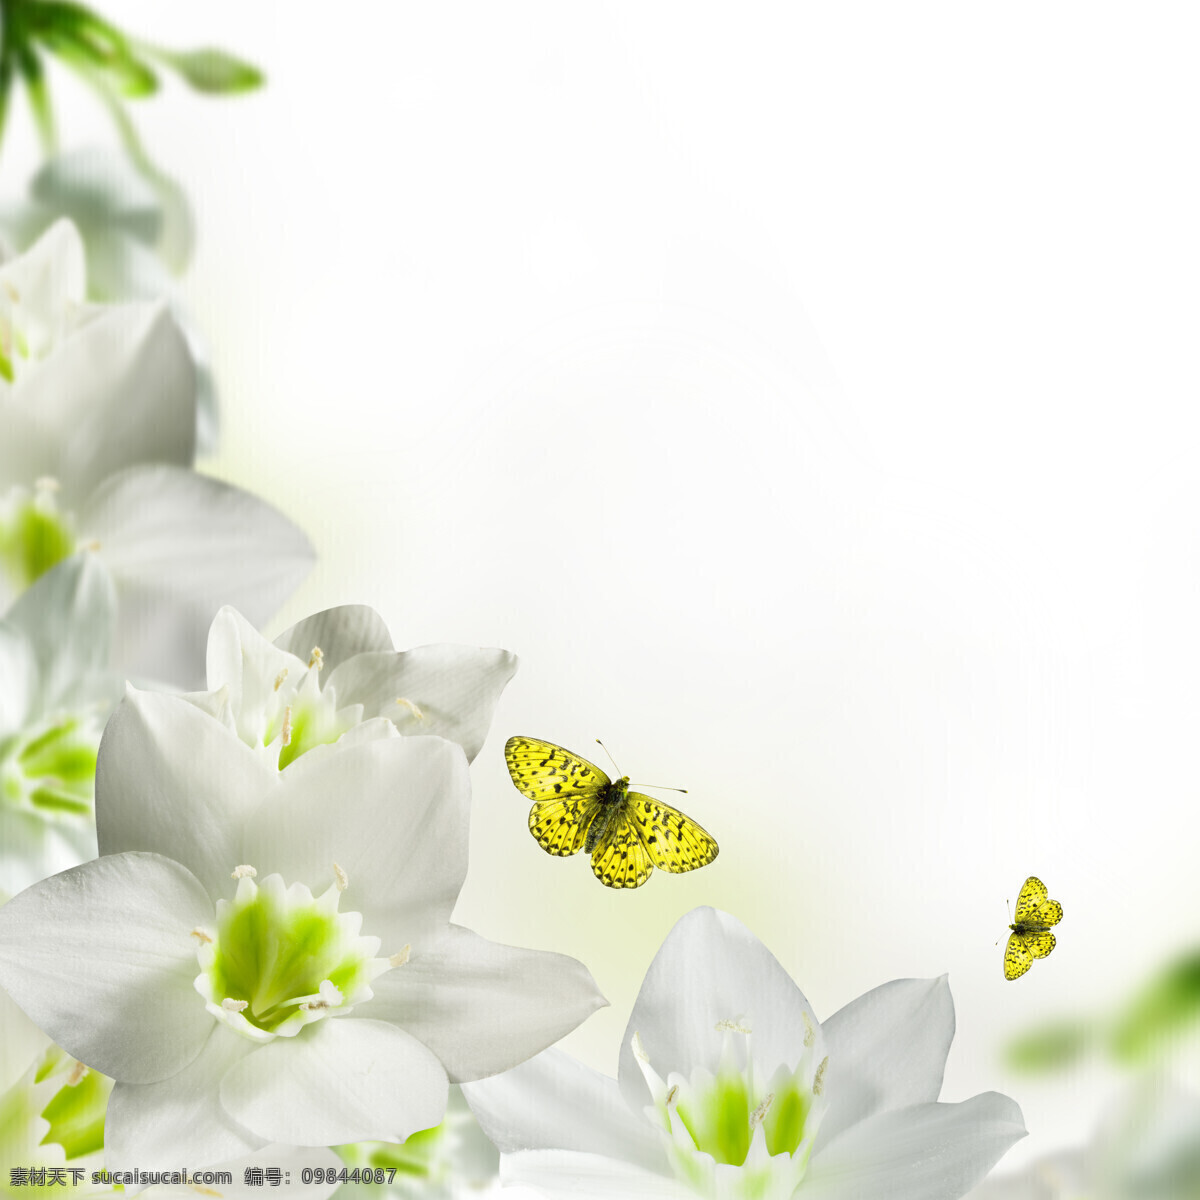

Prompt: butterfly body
xmin=583 ymin=776 xmax=630 ymax=854
xmin=504 ymin=736 xmax=719 ymax=889
xmin=1003 ymin=876 xmax=1063 ymax=981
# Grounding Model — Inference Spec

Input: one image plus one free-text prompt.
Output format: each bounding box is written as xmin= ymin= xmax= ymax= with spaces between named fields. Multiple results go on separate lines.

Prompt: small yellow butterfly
xmin=1003 ymin=876 xmax=1063 ymax=981
xmin=503 ymin=736 xmax=719 ymax=889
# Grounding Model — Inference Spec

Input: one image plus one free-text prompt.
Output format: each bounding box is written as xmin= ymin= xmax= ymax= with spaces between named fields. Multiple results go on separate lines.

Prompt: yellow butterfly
xmin=1003 ymin=876 xmax=1063 ymax=980
xmin=503 ymin=736 xmax=719 ymax=889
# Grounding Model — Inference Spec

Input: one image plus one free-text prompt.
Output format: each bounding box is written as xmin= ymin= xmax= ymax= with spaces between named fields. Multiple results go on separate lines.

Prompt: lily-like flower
xmin=464 ymin=907 xmax=1026 ymax=1200
xmin=0 ymin=219 xmax=313 ymax=686
xmin=335 ymin=1087 xmax=501 ymax=1200
xmin=0 ymin=985 xmax=345 ymax=1199
xmin=967 ymin=1081 xmax=1200 ymax=1199
xmin=0 ymin=688 xmax=605 ymax=1170
xmin=190 ymin=606 xmax=517 ymax=767
xmin=0 ymin=553 xmax=121 ymax=893
xmin=0 ymin=148 xmax=219 ymax=452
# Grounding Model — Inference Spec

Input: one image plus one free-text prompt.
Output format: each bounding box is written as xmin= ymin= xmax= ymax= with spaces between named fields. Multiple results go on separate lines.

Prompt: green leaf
xmin=1111 ymin=951 xmax=1200 ymax=1064
xmin=1005 ymin=1018 xmax=1094 ymax=1074
xmin=160 ymin=46 xmax=264 ymax=94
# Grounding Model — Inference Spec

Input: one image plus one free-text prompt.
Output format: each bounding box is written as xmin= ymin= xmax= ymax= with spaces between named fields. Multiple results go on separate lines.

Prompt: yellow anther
xmin=333 ymin=862 xmax=348 ymax=892
xmin=222 ymin=998 xmax=249 ymax=1013
xmin=715 ymin=1018 xmax=751 ymax=1034
xmin=750 ymin=1093 xmax=774 ymax=1129
xmin=231 ymin=865 xmax=257 ymax=879
xmin=190 ymin=927 xmax=214 ymax=944
xmin=813 ymin=1056 xmax=828 ymax=1096
xmin=802 ymin=1011 xmax=815 ymax=1048
xmin=308 ymin=647 xmax=324 ymax=671
xmin=273 ymin=668 xmax=289 ymax=692
xmin=66 ymin=1061 xmax=89 ymax=1087
xmin=281 ymin=705 xmax=293 ymax=747
xmin=395 ymin=697 xmax=425 ymax=721
xmin=389 ymin=944 xmax=411 ymax=967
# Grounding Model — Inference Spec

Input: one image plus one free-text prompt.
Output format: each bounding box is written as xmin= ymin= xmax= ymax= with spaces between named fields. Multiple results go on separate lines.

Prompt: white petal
xmin=96 ymin=688 xmax=279 ymax=904
xmin=106 ymin=1027 xmax=264 ymax=1172
xmin=963 ymin=1151 xmax=1087 ymax=1199
xmin=240 ymin=735 xmax=470 ymax=945
xmin=462 ymin=1048 xmax=664 ymax=1171
xmin=325 ymin=644 xmax=518 ymax=763
xmin=37 ymin=303 xmax=196 ymax=498
xmin=83 ymin=465 xmax=314 ymax=685
xmin=0 ymin=220 xmax=85 ymax=349
xmin=274 ymin=606 xmax=395 ymax=672
xmin=0 ymin=851 xmax=215 ymax=1082
xmin=205 ymin=606 xmax=306 ymax=740
xmin=503 ymin=1150 xmax=690 ymax=1200
xmin=617 ymin=907 xmax=823 ymax=1115
xmin=0 ymin=807 xmax=98 ymax=894
xmin=815 ymin=975 xmax=955 ymax=1151
xmin=801 ymin=1093 xmax=1027 ymax=1200
xmin=367 ymin=925 xmax=606 ymax=1083
xmin=0 ymin=621 xmax=37 ymax=735
xmin=4 ymin=551 xmax=116 ymax=712
xmin=220 ymin=1017 xmax=448 ymax=1146
xmin=0 ymin=986 xmax=51 ymax=1094
xmin=141 ymin=1146 xmax=346 ymax=1200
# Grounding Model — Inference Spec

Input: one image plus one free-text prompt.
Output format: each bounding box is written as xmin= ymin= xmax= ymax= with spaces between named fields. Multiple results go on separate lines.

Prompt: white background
xmin=8 ymin=1 xmax=1200 ymax=1172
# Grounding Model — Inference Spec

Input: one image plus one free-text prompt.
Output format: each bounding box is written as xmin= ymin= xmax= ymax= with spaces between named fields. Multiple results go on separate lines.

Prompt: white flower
xmin=464 ymin=907 xmax=1026 ymax=1200
xmin=0 ymin=688 xmax=606 ymax=1170
xmin=0 ymin=220 xmax=313 ymax=685
xmin=190 ymin=606 xmax=517 ymax=767
xmin=0 ymin=553 xmax=121 ymax=892
xmin=336 ymin=1086 xmax=501 ymax=1200
xmin=967 ymin=1081 xmax=1200 ymax=1200
xmin=0 ymin=148 xmax=219 ymax=452
xmin=0 ymin=984 xmax=345 ymax=1200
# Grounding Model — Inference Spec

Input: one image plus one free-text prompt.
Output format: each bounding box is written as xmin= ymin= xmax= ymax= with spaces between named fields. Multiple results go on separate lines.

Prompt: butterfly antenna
xmin=637 ymin=784 xmax=689 ymax=794
xmin=595 ymin=739 xmax=622 ymax=774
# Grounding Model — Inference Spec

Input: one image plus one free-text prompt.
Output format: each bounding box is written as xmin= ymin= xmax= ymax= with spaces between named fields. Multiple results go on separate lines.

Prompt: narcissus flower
xmin=190 ymin=605 xmax=517 ymax=767
xmin=0 ymin=986 xmax=344 ymax=1200
xmin=465 ymin=907 xmax=1026 ymax=1200
xmin=0 ymin=554 xmax=120 ymax=892
xmin=0 ymin=689 xmax=605 ymax=1170
xmin=0 ymin=220 xmax=312 ymax=685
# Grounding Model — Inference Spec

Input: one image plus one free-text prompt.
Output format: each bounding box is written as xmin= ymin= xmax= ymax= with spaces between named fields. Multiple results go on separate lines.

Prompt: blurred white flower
xmin=968 ymin=1081 xmax=1200 ymax=1200
xmin=191 ymin=606 xmax=517 ymax=767
xmin=335 ymin=1087 xmax=501 ymax=1200
xmin=0 ymin=553 xmax=120 ymax=893
xmin=0 ymin=148 xmax=219 ymax=452
xmin=465 ymin=907 xmax=1026 ymax=1200
xmin=0 ymin=688 xmax=605 ymax=1170
xmin=0 ymin=220 xmax=313 ymax=685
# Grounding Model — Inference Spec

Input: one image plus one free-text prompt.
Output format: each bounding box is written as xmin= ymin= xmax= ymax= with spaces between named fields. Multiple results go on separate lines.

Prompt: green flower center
xmin=0 ymin=713 xmax=100 ymax=818
xmin=0 ymin=1043 xmax=115 ymax=1200
xmin=0 ymin=482 xmax=76 ymax=593
xmin=194 ymin=871 xmax=396 ymax=1042
xmin=255 ymin=650 xmax=357 ymax=770
xmin=634 ymin=1024 xmax=828 ymax=1200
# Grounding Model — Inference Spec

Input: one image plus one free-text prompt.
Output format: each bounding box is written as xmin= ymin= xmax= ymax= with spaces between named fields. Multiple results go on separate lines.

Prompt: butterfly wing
xmin=1004 ymin=932 xmax=1035 ymax=981
xmin=504 ymin=736 xmax=610 ymax=801
xmin=529 ymin=796 xmax=598 ymax=857
xmin=1013 ymin=876 xmax=1063 ymax=928
xmin=1026 ymin=931 xmax=1057 ymax=960
xmin=627 ymin=793 xmax=719 ymax=873
xmin=507 ymin=737 xmax=608 ymax=859
xmin=1013 ymin=876 xmax=1048 ymax=923
xmin=590 ymin=817 xmax=654 ymax=889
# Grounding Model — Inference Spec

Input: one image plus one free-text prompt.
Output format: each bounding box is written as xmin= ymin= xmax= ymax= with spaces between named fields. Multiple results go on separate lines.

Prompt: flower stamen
xmin=273 ymin=668 xmax=289 ymax=692
xmin=222 ymin=998 xmax=249 ymax=1013
xmin=813 ymin=1056 xmax=828 ymax=1096
xmin=308 ymin=647 xmax=324 ymax=671
xmin=333 ymin=862 xmax=348 ymax=892
xmin=231 ymin=864 xmax=257 ymax=879
xmin=395 ymin=697 xmax=425 ymax=721
xmin=389 ymin=944 xmax=411 ymax=967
